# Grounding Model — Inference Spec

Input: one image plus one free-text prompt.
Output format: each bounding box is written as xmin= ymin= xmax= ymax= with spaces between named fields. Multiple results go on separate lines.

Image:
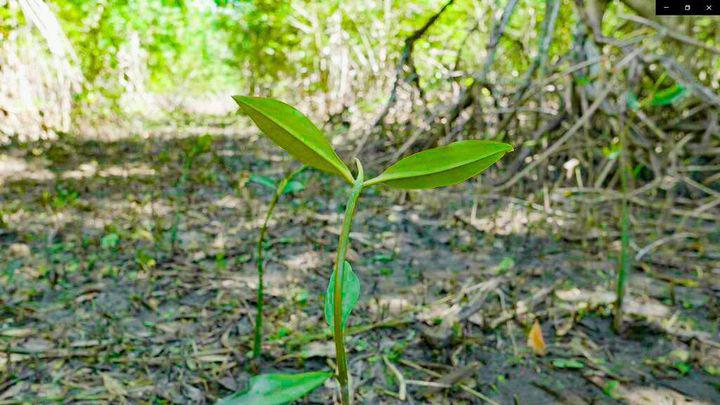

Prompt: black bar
xmin=656 ymin=0 xmax=720 ymax=15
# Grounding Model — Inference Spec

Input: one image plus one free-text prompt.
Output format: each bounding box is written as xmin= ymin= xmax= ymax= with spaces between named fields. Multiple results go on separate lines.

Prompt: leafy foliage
xmin=233 ymin=96 xmax=353 ymax=183
xmin=324 ymin=261 xmax=361 ymax=330
xmin=236 ymin=96 xmax=509 ymax=404
xmin=249 ymin=174 xmax=278 ymax=190
xmin=218 ymin=371 xmax=332 ymax=405
xmin=366 ymin=140 xmax=512 ymax=189
xmin=650 ymin=84 xmax=686 ymax=106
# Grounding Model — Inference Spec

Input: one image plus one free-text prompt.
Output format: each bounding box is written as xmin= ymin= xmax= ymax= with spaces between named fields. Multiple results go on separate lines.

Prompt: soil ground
xmin=1 ymin=128 xmax=718 ymax=403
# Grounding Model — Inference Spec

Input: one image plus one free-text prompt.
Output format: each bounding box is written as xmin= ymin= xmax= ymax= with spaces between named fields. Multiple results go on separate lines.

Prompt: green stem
xmin=333 ymin=159 xmax=364 ymax=404
xmin=253 ymin=166 xmax=304 ymax=359
xmin=613 ymin=193 xmax=630 ymax=333
xmin=171 ymin=153 xmax=194 ymax=251
xmin=614 ymin=121 xmax=631 ymax=333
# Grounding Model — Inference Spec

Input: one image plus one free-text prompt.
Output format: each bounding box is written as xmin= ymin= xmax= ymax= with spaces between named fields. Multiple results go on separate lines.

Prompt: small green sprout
xmin=223 ymin=96 xmax=512 ymax=404
xmin=250 ymin=165 xmax=305 ymax=361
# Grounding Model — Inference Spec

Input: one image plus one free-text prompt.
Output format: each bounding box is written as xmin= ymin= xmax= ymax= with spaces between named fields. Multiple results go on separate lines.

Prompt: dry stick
xmin=493 ymin=112 xmax=566 ymax=186
xmin=382 ymin=356 xmax=406 ymax=401
xmin=635 ymin=232 xmax=695 ymax=261
xmin=657 ymin=56 xmax=720 ymax=107
xmin=682 ymin=174 xmax=720 ymax=198
xmin=513 ymin=56 xmax=604 ymax=109
xmin=497 ymin=0 xmax=561 ymax=133
xmin=556 ymin=183 xmax=719 ymax=220
xmin=391 ymin=0 xmax=519 ymax=162
xmin=419 ymin=363 xmax=480 ymax=396
xmin=354 ymin=0 xmax=455 ymax=156
xmin=452 ymin=22 xmax=480 ymax=72
xmin=494 ymin=83 xmax=614 ymax=192
xmin=628 ymin=196 xmax=719 ymax=221
xmin=692 ymin=196 xmax=720 ymax=216
xmin=398 ymin=359 xmax=500 ymax=405
xmin=618 ymin=14 xmax=720 ymax=55
xmin=374 ymin=0 xmax=455 ymax=127
xmin=633 ymin=108 xmax=668 ymax=140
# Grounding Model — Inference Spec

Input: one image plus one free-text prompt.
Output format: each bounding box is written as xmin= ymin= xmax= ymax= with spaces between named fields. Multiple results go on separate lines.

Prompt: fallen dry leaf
xmin=527 ymin=319 xmax=547 ymax=356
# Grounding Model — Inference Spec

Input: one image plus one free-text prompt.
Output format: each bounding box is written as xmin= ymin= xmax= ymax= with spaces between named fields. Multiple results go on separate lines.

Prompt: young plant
xmin=170 ymin=134 xmax=213 ymax=251
xmin=225 ymin=96 xmax=512 ymax=404
xmin=613 ymin=109 xmax=633 ymax=333
xmin=250 ymin=165 xmax=306 ymax=360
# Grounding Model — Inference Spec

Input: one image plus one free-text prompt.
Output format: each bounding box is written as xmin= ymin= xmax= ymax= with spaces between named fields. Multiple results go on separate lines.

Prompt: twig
xmin=658 ymin=56 xmax=720 ymax=106
xmin=382 ymin=356 xmax=407 ymax=401
xmin=619 ymin=14 xmax=720 ymax=55
xmin=391 ymin=0 xmax=519 ymax=160
xmin=494 ymin=83 xmax=615 ymax=191
xmin=370 ymin=0 xmax=455 ymax=129
xmin=497 ymin=0 xmax=560 ymax=132
xmin=399 ymin=359 xmax=500 ymax=404
xmin=634 ymin=232 xmax=695 ymax=261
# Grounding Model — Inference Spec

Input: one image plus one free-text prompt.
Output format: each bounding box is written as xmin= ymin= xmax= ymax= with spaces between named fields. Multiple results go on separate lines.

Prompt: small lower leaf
xmin=364 ymin=140 xmax=512 ymax=189
xmin=552 ymin=358 xmax=585 ymax=369
xmin=282 ymin=179 xmax=305 ymax=195
xmin=651 ymin=84 xmax=686 ymax=106
xmin=249 ymin=174 xmax=277 ymax=190
xmin=217 ymin=371 xmax=332 ymax=405
xmin=324 ymin=261 xmax=360 ymax=331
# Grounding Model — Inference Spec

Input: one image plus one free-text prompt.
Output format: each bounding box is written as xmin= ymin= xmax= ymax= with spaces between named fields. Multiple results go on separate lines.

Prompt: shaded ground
xmin=1 ymin=128 xmax=719 ymax=403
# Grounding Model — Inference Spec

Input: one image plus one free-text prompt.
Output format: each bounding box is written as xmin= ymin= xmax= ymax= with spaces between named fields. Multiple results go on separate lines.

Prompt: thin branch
xmin=371 ymin=0 xmax=456 ymax=129
xmin=619 ymin=13 xmax=720 ymax=56
xmin=494 ymin=83 xmax=615 ymax=191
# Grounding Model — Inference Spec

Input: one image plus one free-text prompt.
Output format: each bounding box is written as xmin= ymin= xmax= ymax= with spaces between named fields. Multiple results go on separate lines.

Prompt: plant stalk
xmin=333 ymin=159 xmax=364 ymax=404
xmin=253 ymin=166 xmax=304 ymax=359
xmin=613 ymin=120 xmax=632 ymax=333
xmin=613 ymin=190 xmax=631 ymax=332
xmin=171 ymin=150 xmax=197 ymax=252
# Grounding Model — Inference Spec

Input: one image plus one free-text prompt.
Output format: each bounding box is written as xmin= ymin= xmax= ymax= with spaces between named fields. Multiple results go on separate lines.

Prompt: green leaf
xmin=233 ymin=96 xmax=353 ymax=184
xmin=282 ymin=179 xmax=305 ymax=195
xmin=576 ymin=75 xmax=590 ymax=86
xmin=101 ymin=233 xmax=120 ymax=250
xmin=324 ymin=261 xmax=360 ymax=330
xmin=193 ymin=134 xmax=213 ymax=155
xmin=218 ymin=371 xmax=332 ymax=405
xmin=365 ymin=140 xmax=512 ymax=189
xmin=249 ymin=174 xmax=277 ymax=190
xmin=498 ymin=256 xmax=515 ymax=272
xmin=552 ymin=358 xmax=585 ymax=369
xmin=603 ymin=380 xmax=620 ymax=399
xmin=626 ymin=91 xmax=640 ymax=111
xmin=650 ymin=84 xmax=686 ymax=106
xmin=673 ymin=361 xmax=692 ymax=375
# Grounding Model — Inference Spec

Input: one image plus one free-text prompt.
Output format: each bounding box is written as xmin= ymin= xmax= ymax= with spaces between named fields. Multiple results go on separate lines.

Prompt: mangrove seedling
xmin=170 ymin=134 xmax=213 ymax=251
xmin=224 ymin=96 xmax=512 ymax=404
xmin=250 ymin=165 xmax=306 ymax=360
xmin=613 ymin=99 xmax=634 ymax=333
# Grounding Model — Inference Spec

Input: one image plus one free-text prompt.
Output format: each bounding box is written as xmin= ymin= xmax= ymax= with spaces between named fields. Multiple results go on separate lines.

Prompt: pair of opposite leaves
xmin=233 ymin=96 xmax=512 ymax=189
xmin=223 ymin=97 xmax=512 ymax=405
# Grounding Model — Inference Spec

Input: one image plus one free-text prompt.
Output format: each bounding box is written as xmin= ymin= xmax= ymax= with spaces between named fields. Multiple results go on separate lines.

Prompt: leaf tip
xmin=231 ymin=94 xmax=251 ymax=104
xmin=232 ymin=95 xmax=262 ymax=112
